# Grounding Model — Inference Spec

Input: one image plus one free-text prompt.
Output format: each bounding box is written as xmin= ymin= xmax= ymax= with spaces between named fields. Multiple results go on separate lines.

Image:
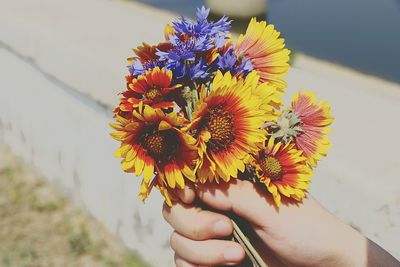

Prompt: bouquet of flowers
xmin=110 ymin=6 xmax=333 ymax=266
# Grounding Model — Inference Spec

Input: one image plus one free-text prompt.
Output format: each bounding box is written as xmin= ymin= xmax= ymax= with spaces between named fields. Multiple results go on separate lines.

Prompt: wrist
xmin=327 ymin=222 xmax=368 ymax=267
xmin=304 ymin=196 xmax=368 ymax=267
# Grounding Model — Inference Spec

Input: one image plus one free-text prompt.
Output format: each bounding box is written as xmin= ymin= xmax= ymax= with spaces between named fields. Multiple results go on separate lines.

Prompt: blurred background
xmin=0 ymin=0 xmax=399 ymax=266
xmin=139 ymin=0 xmax=400 ymax=83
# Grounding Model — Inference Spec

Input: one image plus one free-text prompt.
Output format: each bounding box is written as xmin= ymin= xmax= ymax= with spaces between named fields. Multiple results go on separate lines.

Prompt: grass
xmin=0 ymin=145 xmax=152 ymax=267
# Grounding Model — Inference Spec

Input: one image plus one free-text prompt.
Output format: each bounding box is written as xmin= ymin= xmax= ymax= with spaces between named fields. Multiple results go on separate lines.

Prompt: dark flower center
xmin=144 ymin=132 xmax=166 ymax=156
xmin=262 ymin=156 xmax=283 ymax=181
xmin=142 ymin=128 xmax=178 ymax=159
xmin=145 ymin=88 xmax=162 ymax=101
xmin=201 ymin=105 xmax=235 ymax=151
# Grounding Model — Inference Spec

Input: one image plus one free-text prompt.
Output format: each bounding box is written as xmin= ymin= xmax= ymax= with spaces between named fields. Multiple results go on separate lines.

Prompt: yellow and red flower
xmin=246 ymin=71 xmax=283 ymax=121
xmin=113 ymin=74 xmax=137 ymax=119
xmin=164 ymin=24 xmax=177 ymax=40
xmin=185 ymin=71 xmax=280 ymax=183
xmin=291 ymin=91 xmax=333 ymax=167
xmin=129 ymin=42 xmax=172 ymax=64
xmin=118 ymin=67 xmax=180 ymax=112
xmin=110 ymin=105 xmax=198 ymax=204
xmin=206 ymin=34 xmax=234 ymax=65
xmin=251 ymin=137 xmax=312 ymax=206
xmin=235 ymin=18 xmax=291 ymax=90
xmin=139 ymin=175 xmax=177 ymax=207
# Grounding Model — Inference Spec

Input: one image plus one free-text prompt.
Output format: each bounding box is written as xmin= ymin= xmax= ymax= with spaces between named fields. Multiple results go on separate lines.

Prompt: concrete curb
xmin=0 ymin=42 xmax=172 ymax=266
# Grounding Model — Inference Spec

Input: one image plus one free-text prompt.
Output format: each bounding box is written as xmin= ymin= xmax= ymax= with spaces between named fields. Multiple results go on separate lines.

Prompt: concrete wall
xmin=0 ymin=1 xmax=177 ymax=265
xmin=0 ymin=43 xmax=173 ymax=266
xmin=1 ymin=0 xmax=400 ymax=264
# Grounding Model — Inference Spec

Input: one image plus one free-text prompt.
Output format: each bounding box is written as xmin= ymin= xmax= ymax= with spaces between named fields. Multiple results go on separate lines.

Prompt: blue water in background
xmin=135 ymin=0 xmax=400 ymax=84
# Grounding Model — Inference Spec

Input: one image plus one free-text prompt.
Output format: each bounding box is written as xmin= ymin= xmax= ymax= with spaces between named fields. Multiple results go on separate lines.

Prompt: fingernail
xmin=223 ymin=246 xmax=242 ymax=262
xmin=214 ymin=220 xmax=231 ymax=235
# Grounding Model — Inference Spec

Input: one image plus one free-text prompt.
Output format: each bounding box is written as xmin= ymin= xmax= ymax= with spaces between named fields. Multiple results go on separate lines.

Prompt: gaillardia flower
xmin=235 ymin=18 xmax=291 ymax=90
xmin=110 ymin=105 xmax=198 ymax=204
xmin=128 ymin=42 xmax=172 ymax=77
xmin=186 ymin=71 xmax=279 ymax=183
xmin=291 ymin=91 xmax=333 ymax=167
xmin=245 ymin=71 xmax=283 ymax=122
xmin=252 ymin=137 xmax=312 ymax=206
xmin=132 ymin=42 xmax=172 ymax=64
xmin=119 ymin=67 xmax=180 ymax=112
xmin=267 ymin=91 xmax=333 ymax=167
xmin=139 ymin=174 xmax=176 ymax=207
xmin=113 ymin=74 xmax=136 ymax=119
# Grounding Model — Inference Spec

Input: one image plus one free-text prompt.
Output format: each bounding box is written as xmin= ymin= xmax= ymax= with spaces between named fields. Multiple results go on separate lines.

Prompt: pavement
xmin=1 ymin=0 xmax=399 ymax=264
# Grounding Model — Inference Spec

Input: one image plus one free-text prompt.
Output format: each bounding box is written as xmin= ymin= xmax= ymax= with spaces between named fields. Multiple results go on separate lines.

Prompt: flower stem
xmin=196 ymin=199 xmax=267 ymax=266
xmin=231 ymin=218 xmax=268 ymax=267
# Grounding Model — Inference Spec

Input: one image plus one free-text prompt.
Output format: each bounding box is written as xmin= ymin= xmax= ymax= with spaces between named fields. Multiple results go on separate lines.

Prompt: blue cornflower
xmin=156 ymin=6 xmax=232 ymax=83
xmin=128 ymin=59 xmax=166 ymax=77
xmin=239 ymin=58 xmax=254 ymax=75
xmin=166 ymin=58 xmax=211 ymax=84
xmin=127 ymin=43 xmax=172 ymax=77
xmin=189 ymin=58 xmax=209 ymax=80
xmin=196 ymin=6 xmax=209 ymax=21
xmin=172 ymin=6 xmax=231 ymax=39
xmin=217 ymin=48 xmax=237 ymax=71
xmin=216 ymin=47 xmax=254 ymax=76
xmin=158 ymin=34 xmax=212 ymax=63
xmin=128 ymin=60 xmax=145 ymax=77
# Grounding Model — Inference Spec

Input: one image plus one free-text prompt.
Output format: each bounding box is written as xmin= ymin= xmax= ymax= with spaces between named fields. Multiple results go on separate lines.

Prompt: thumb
xmin=196 ymin=179 xmax=278 ymax=228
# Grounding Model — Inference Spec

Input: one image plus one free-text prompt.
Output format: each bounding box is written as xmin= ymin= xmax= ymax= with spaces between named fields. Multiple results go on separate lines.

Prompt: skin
xmin=162 ymin=179 xmax=400 ymax=267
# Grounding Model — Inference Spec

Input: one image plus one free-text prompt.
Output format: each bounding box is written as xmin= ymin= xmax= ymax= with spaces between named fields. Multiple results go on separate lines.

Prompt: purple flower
xmin=128 ymin=59 xmax=166 ymax=78
xmin=217 ymin=47 xmax=254 ymax=76
xmin=128 ymin=60 xmax=145 ymax=77
xmin=173 ymin=7 xmax=231 ymax=39
xmin=196 ymin=6 xmax=209 ymax=21
xmin=156 ymin=6 xmax=232 ymax=83
xmin=190 ymin=58 xmax=209 ymax=80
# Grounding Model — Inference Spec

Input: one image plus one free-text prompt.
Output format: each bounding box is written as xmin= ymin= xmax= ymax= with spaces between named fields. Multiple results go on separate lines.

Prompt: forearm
xmin=327 ymin=222 xmax=368 ymax=267
xmin=335 ymin=234 xmax=399 ymax=267
xmin=365 ymin=239 xmax=399 ymax=267
xmin=262 ymin=196 xmax=399 ymax=267
xmin=314 ymin=202 xmax=399 ymax=267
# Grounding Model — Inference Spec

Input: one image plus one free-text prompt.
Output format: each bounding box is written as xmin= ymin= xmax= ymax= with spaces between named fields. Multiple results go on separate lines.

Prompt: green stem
xmin=231 ymin=219 xmax=268 ymax=267
xmin=196 ymin=199 xmax=267 ymax=267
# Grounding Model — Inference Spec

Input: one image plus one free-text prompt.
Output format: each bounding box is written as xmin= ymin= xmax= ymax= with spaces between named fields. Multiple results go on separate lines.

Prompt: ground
xmin=0 ymin=144 xmax=151 ymax=267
